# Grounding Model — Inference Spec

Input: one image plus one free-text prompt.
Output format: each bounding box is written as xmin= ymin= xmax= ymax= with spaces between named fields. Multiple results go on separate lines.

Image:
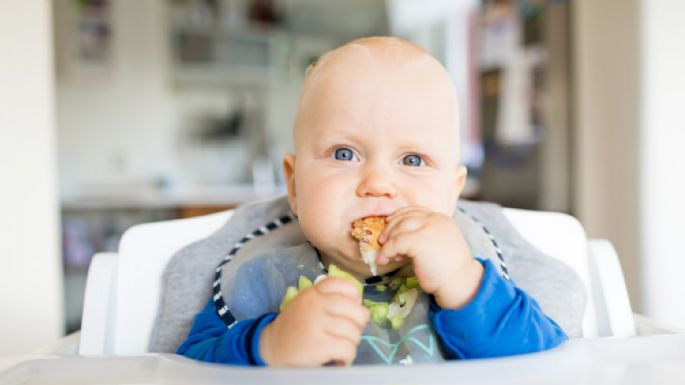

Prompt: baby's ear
xmin=454 ymin=165 xmax=468 ymax=198
xmin=282 ymin=154 xmax=298 ymax=214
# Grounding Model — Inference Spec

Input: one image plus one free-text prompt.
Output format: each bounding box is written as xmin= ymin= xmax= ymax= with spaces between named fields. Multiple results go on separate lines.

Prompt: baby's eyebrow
xmin=393 ymin=136 xmax=444 ymax=153
xmin=308 ymin=122 xmax=453 ymax=156
xmin=311 ymin=126 xmax=366 ymax=145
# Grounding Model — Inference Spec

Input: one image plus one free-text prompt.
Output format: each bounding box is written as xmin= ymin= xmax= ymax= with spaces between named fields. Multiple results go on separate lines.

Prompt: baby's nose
xmin=356 ymin=164 xmax=396 ymax=198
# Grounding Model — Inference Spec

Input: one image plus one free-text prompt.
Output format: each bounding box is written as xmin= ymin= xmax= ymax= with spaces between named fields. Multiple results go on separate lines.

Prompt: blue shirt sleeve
xmin=176 ymin=298 xmax=277 ymax=365
xmin=429 ymin=258 xmax=568 ymax=359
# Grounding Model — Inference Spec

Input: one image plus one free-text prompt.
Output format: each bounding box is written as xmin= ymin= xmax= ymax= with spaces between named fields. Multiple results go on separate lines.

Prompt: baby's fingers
xmin=380 ymin=209 xmax=429 ymax=244
xmin=324 ymin=337 xmax=358 ymax=366
xmin=381 ymin=217 xmax=426 ymax=246
xmin=315 ymin=276 xmax=362 ymax=300
xmin=323 ymin=299 xmax=370 ymax=331
xmin=324 ymin=317 xmax=366 ymax=347
xmin=377 ymin=231 xmax=416 ymax=265
xmin=387 ymin=206 xmax=431 ymax=222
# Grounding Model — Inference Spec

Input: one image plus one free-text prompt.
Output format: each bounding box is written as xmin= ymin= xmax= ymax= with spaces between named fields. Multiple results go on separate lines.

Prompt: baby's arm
xmin=176 ymin=298 xmax=276 ymax=365
xmin=429 ymin=258 xmax=568 ymax=358
xmin=178 ymin=277 xmax=369 ymax=366
xmin=377 ymin=207 xmax=567 ymax=358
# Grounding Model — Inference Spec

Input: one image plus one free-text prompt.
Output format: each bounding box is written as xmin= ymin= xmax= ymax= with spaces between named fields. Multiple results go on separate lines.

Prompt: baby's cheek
xmin=403 ymin=181 xmax=455 ymax=214
xmin=299 ymin=209 xmax=335 ymax=251
xmin=297 ymin=193 xmax=332 ymax=235
xmin=297 ymin=178 xmax=349 ymax=249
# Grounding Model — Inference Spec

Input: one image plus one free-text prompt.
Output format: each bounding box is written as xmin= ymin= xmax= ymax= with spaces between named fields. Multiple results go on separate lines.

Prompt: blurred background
xmin=1 ymin=0 xmax=684 ymax=355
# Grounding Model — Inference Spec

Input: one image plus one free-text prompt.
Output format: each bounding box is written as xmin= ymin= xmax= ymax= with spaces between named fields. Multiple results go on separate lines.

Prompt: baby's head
xmin=283 ymin=37 xmax=467 ymax=277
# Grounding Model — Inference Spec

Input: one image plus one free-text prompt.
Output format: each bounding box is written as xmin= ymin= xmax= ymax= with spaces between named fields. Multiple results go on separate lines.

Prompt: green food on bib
xmin=279 ymin=266 xmax=420 ymax=330
xmin=279 ymin=265 xmax=362 ymax=310
xmin=363 ymin=299 xmax=390 ymax=324
xmin=298 ymin=275 xmax=313 ymax=291
xmin=328 ymin=264 xmax=364 ymax=294
xmin=279 ymin=286 xmax=300 ymax=311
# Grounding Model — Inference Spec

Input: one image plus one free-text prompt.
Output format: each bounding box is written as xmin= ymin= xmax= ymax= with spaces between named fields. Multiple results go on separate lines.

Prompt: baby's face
xmin=284 ymin=39 xmax=467 ymax=277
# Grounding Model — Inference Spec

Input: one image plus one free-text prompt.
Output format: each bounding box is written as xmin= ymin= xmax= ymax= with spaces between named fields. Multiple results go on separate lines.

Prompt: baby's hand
xmin=259 ymin=277 xmax=370 ymax=367
xmin=377 ymin=206 xmax=484 ymax=309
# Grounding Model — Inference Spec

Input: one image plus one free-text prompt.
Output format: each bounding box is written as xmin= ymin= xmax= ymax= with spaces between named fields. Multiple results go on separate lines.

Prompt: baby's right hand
xmin=259 ymin=277 xmax=370 ymax=367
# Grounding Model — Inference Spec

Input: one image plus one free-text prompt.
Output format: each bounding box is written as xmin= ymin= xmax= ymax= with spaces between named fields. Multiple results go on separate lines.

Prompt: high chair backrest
xmin=79 ymin=207 xmax=635 ymax=356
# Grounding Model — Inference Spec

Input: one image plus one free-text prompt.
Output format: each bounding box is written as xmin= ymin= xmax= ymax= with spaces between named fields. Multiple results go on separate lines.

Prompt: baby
xmin=176 ymin=37 xmax=570 ymax=366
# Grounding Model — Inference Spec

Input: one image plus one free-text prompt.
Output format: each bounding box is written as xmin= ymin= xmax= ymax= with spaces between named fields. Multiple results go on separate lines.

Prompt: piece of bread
xmin=351 ymin=216 xmax=387 ymax=276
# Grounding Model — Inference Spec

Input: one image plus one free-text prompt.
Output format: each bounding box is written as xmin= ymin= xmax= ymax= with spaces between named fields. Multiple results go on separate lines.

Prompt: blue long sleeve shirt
xmin=177 ymin=259 xmax=567 ymax=365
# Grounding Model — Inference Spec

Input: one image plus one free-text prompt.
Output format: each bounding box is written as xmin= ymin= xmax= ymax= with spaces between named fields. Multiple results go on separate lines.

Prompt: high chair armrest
xmin=587 ymin=239 xmax=636 ymax=337
xmin=79 ymin=252 xmax=118 ymax=355
xmin=634 ymin=313 xmax=685 ymax=335
xmin=32 ymin=332 xmax=81 ymax=357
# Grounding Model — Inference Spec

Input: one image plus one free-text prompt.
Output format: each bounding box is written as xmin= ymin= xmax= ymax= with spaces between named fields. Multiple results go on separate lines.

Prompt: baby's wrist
xmin=258 ymin=322 xmax=278 ymax=366
xmin=433 ymin=259 xmax=484 ymax=309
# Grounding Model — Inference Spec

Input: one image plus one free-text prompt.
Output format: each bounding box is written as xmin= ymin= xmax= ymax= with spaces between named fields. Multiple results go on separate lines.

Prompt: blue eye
xmin=402 ymin=154 xmax=424 ymax=167
xmin=333 ymin=147 xmax=356 ymax=161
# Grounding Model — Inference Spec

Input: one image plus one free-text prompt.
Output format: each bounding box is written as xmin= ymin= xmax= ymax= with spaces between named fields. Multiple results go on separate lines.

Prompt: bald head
xmin=282 ymin=38 xmax=468 ymax=271
xmin=304 ymin=36 xmax=436 ymax=80
xmin=293 ymin=37 xmax=460 ymax=158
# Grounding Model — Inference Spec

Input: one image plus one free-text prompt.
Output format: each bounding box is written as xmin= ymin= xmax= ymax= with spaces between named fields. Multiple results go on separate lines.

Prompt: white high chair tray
xmin=2 ymin=334 xmax=685 ymax=385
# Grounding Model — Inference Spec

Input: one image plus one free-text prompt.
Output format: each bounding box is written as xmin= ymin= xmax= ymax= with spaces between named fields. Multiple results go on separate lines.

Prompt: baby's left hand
xmin=377 ymin=207 xmax=484 ymax=310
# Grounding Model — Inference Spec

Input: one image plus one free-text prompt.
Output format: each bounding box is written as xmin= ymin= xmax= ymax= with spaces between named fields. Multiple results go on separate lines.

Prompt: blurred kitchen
xmin=57 ymin=0 xmax=563 ymax=334
xmin=3 ymin=0 xmax=685 ymax=356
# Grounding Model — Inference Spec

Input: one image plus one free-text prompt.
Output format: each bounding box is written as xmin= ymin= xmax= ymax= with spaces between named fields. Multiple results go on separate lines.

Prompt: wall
xmin=574 ymin=0 xmax=685 ymax=327
xmin=573 ymin=0 xmax=642 ymax=308
xmin=541 ymin=4 xmax=572 ymax=213
xmin=639 ymin=0 xmax=685 ymax=327
xmin=53 ymin=0 xmax=301 ymax=196
xmin=0 ymin=0 xmax=64 ymax=355
xmin=54 ymin=0 xmax=180 ymax=196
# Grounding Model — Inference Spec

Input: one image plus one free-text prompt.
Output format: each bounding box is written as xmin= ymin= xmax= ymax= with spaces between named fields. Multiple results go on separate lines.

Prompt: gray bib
xmin=149 ymin=196 xmax=585 ymax=361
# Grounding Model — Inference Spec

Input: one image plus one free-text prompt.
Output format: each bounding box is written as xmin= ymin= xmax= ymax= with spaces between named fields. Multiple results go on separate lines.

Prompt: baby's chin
xmin=331 ymin=253 xmax=410 ymax=279
xmin=372 ymin=259 xmax=411 ymax=277
xmin=316 ymin=237 xmax=410 ymax=278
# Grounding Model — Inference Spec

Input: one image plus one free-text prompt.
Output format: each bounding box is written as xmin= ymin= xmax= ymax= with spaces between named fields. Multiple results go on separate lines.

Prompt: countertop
xmin=60 ymin=184 xmax=287 ymax=210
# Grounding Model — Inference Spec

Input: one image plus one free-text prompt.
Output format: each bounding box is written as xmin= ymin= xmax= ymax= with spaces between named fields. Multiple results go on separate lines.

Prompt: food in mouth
xmin=350 ymin=216 xmax=387 ymax=276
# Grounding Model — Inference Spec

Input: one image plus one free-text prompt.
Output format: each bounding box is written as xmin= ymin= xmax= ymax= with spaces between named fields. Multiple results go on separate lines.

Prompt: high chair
xmin=78 ymin=206 xmax=637 ymax=356
xmin=3 ymin=206 xmax=684 ymax=385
